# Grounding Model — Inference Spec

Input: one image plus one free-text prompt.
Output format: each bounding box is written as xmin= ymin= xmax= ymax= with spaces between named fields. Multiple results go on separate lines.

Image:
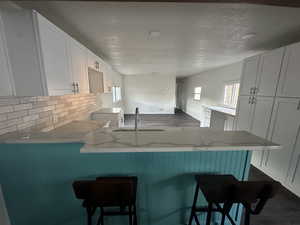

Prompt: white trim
xmin=0 ymin=10 xmax=16 ymax=96
xmin=32 ymin=10 xmax=48 ymax=96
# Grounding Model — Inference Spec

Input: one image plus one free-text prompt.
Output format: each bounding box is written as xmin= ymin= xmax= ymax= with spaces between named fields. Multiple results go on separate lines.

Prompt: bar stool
xmin=73 ymin=176 xmax=138 ymax=225
xmin=188 ymin=174 xmax=280 ymax=225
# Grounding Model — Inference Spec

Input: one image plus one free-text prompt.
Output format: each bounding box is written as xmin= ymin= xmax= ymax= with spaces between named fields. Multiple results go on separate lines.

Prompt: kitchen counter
xmin=0 ymin=120 xmax=109 ymax=144
xmin=92 ymin=107 xmax=122 ymax=114
xmin=203 ymin=105 xmax=236 ymax=116
xmin=82 ymin=127 xmax=280 ymax=153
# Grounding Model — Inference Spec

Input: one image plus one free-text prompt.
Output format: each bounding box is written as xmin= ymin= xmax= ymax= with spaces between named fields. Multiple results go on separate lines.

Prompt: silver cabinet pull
xmin=292 ymin=154 xmax=300 ymax=183
xmin=297 ymin=100 xmax=300 ymax=110
xmin=254 ymin=87 xmax=259 ymax=95
xmin=252 ymin=96 xmax=256 ymax=104
xmin=250 ymin=87 xmax=253 ymax=95
xmin=72 ymin=82 xmax=76 ymax=93
xmin=248 ymin=96 xmax=252 ymax=104
xmin=75 ymin=83 xmax=79 ymax=93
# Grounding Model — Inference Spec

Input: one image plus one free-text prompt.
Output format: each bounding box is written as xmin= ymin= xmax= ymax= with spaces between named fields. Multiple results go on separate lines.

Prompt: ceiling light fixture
xmin=241 ymin=33 xmax=256 ymax=40
xmin=149 ymin=31 xmax=161 ymax=38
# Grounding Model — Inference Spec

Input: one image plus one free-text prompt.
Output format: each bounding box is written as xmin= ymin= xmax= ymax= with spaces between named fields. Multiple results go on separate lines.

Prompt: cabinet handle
xmin=292 ymin=154 xmax=300 ymax=183
xmin=250 ymin=87 xmax=254 ymax=95
xmin=254 ymin=87 xmax=259 ymax=95
xmin=297 ymin=100 xmax=300 ymax=110
xmin=248 ymin=96 xmax=252 ymax=104
xmin=72 ymin=82 xmax=76 ymax=93
xmin=251 ymin=97 xmax=256 ymax=104
xmin=76 ymin=83 xmax=79 ymax=93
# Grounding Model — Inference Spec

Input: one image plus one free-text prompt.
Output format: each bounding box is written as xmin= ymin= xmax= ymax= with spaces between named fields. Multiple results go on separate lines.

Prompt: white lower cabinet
xmin=236 ymin=96 xmax=254 ymax=131
xmin=262 ymin=98 xmax=300 ymax=185
xmin=236 ymin=96 xmax=274 ymax=168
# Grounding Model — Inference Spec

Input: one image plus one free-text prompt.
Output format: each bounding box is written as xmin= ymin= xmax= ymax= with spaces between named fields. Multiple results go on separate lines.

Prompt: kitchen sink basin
xmin=112 ymin=128 xmax=165 ymax=132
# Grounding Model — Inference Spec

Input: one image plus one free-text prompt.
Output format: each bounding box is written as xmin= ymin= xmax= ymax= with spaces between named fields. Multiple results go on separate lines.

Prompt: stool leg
xmin=133 ymin=204 xmax=138 ymax=225
xmin=87 ymin=207 xmax=93 ymax=225
xmin=188 ymin=183 xmax=200 ymax=225
xmin=129 ymin=205 xmax=133 ymax=225
xmin=205 ymin=202 xmax=213 ymax=225
xmin=244 ymin=207 xmax=250 ymax=225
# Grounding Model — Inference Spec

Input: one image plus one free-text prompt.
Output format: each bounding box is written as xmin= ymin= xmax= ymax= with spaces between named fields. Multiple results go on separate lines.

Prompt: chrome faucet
xmin=134 ymin=107 xmax=139 ymax=131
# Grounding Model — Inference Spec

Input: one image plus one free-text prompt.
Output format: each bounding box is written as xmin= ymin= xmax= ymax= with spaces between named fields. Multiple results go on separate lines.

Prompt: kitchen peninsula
xmin=0 ymin=127 xmax=279 ymax=225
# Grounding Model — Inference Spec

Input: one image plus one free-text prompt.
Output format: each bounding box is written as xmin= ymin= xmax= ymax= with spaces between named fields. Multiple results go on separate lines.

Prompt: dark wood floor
xmin=124 ymin=111 xmax=300 ymax=225
xmin=124 ymin=109 xmax=200 ymax=127
xmin=248 ymin=166 xmax=300 ymax=225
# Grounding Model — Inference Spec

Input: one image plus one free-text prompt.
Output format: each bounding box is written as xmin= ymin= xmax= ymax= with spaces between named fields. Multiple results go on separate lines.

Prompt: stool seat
xmin=188 ymin=174 xmax=280 ymax=225
xmin=196 ymin=175 xmax=238 ymax=203
xmin=73 ymin=176 xmax=138 ymax=225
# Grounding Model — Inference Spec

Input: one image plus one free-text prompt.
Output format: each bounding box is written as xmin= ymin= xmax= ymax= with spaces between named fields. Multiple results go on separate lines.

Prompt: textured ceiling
xmin=16 ymin=1 xmax=300 ymax=76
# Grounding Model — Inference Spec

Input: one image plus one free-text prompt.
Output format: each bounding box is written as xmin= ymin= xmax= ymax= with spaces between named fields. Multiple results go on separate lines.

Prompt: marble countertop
xmin=81 ymin=127 xmax=280 ymax=153
xmin=0 ymin=120 xmax=110 ymax=144
xmin=92 ymin=107 xmax=122 ymax=114
xmin=203 ymin=105 xmax=236 ymax=116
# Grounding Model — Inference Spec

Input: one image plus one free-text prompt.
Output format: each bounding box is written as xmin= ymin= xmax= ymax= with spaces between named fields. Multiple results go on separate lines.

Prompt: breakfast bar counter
xmin=0 ymin=127 xmax=280 ymax=225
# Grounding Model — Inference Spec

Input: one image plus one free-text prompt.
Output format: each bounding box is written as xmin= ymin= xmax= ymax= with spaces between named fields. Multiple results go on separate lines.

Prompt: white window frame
xmin=112 ymin=86 xmax=122 ymax=103
xmin=223 ymin=81 xmax=240 ymax=108
xmin=193 ymin=86 xmax=202 ymax=101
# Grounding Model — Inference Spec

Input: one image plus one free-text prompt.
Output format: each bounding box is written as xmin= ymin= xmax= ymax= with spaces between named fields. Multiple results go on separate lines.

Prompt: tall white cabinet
xmin=236 ymin=44 xmax=300 ymax=197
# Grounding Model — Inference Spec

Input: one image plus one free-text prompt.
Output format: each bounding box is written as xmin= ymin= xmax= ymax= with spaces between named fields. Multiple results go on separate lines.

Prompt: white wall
xmin=180 ymin=62 xmax=243 ymax=122
xmin=123 ymin=75 xmax=176 ymax=114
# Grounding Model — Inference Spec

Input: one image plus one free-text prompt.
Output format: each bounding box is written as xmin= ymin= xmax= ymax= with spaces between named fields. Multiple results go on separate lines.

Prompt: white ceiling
xmin=17 ymin=1 xmax=300 ymax=77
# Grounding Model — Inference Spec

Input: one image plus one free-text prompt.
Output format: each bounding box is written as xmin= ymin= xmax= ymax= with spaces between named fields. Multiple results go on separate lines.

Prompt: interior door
xmin=256 ymin=47 xmax=284 ymax=97
xmin=264 ymin=98 xmax=300 ymax=183
xmin=277 ymin=42 xmax=300 ymax=98
xmin=236 ymin=96 xmax=254 ymax=131
xmin=250 ymin=97 xmax=275 ymax=168
xmin=239 ymin=55 xmax=260 ymax=96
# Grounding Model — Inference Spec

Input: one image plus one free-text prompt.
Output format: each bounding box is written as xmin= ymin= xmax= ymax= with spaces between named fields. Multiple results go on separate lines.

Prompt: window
xmin=193 ymin=87 xmax=202 ymax=101
xmin=112 ymin=86 xmax=122 ymax=102
xmin=224 ymin=82 xmax=240 ymax=108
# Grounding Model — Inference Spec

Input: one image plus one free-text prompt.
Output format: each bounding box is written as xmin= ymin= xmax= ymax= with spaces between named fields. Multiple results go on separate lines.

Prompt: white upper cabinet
xmin=264 ymin=98 xmax=300 ymax=183
xmin=277 ymin=42 xmax=300 ymax=98
xmin=256 ymin=47 xmax=285 ymax=97
xmin=239 ymin=55 xmax=260 ymax=96
xmin=36 ymin=13 xmax=73 ymax=95
xmin=68 ymin=38 xmax=89 ymax=94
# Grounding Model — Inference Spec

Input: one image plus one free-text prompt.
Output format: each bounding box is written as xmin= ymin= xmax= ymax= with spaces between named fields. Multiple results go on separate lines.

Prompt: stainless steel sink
xmin=113 ymin=128 xmax=165 ymax=132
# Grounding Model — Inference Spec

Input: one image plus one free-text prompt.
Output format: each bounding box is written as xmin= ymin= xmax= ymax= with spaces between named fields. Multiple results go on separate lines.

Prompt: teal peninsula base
xmin=0 ymin=143 xmax=251 ymax=225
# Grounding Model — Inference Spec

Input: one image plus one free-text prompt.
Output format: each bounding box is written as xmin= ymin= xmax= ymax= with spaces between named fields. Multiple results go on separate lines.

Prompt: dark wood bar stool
xmin=188 ymin=174 xmax=280 ymax=225
xmin=73 ymin=176 xmax=138 ymax=225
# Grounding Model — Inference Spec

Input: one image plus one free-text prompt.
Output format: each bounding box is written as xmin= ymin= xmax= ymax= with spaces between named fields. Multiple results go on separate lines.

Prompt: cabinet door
xmin=236 ymin=96 xmax=254 ymax=131
xmin=250 ymin=97 xmax=274 ymax=168
xmin=239 ymin=55 xmax=260 ymax=96
xmin=256 ymin=47 xmax=284 ymax=97
xmin=68 ymin=38 xmax=89 ymax=93
xmin=37 ymin=13 xmax=72 ymax=95
xmin=277 ymin=42 xmax=300 ymax=98
xmin=0 ymin=21 xmax=14 ymax=96
xmin=264 ymin=98 xmax=300 ymax=183
xmin=286 ymin=130 xmax=300 ymax=197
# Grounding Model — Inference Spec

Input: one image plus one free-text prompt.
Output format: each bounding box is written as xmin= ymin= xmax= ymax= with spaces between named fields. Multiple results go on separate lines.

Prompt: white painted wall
xmin=180 ymin=62 xmax=243 ymax=122
xmin=123 ymin=75 xmax=176 ymax=114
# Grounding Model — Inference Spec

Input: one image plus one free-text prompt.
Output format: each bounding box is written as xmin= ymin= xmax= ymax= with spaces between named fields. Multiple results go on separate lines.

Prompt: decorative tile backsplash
xmin=0 ymin=94 xmax=98 ymax=135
